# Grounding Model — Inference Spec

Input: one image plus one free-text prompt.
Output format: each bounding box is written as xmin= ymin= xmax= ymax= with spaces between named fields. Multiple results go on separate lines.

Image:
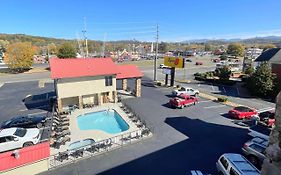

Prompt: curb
xmin=199 ymin=92 xmax=240 ymax=107
xmin=0 ymin=82 xmax=4 ymax=88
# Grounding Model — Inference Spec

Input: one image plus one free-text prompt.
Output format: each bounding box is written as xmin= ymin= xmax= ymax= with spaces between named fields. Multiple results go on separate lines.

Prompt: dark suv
xmin=1 ymin=115 xmax=46 ymax=129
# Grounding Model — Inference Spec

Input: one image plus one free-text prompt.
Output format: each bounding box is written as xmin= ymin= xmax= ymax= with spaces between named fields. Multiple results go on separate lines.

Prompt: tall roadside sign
xmin=163 ymin=57 xmax=185 ymax=86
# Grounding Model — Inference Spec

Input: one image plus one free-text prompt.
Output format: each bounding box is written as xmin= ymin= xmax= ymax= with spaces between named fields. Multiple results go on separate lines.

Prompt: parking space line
xmin=257 ymin=107 xmax=275 ymax=113
xmin=204 ymin=105 xmax=226 ymax=109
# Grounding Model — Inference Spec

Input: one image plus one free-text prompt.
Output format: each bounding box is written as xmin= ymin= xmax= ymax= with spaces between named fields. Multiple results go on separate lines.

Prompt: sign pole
xmin=170 ymin=67 xmax=175 ymax=87
xmin=165 ymin=74 xmax=168 ymax=86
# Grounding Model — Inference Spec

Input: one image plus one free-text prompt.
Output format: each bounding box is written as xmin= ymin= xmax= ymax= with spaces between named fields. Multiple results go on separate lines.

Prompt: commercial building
xmin=50 ymin=58 xmax=143 ymax=112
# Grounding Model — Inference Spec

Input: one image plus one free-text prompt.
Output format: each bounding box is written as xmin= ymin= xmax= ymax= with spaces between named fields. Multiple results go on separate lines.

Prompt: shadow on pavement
xmin=98 ymin=117 xmax=249 ymax=175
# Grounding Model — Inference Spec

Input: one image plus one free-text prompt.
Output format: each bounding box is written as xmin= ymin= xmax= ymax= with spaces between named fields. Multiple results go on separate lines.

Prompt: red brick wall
xmin=0 ymin=142 xmax=50 ymax=171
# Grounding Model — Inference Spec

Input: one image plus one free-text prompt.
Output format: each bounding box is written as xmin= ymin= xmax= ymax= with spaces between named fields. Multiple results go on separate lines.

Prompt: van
xmin=216 ymin=153 xmax=260 ymax=175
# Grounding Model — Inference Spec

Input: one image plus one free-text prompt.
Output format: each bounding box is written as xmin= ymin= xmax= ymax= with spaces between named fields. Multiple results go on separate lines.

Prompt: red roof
xmin=50 ymin=58 xmax=119 ymax=79
xmin=116 ymin=65 xmax=143 ymax=79
xmin=50 ymin=58 xmax=143 ymax=79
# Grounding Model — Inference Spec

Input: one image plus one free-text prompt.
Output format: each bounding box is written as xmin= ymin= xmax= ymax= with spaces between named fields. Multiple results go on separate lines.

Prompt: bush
xmin=156 ymin=82 xmax=162 ymax=86
xmin=176 ymin=84 xmax=181 ymax=89
xmin=218 ymin=97 xmax=228 ymax=102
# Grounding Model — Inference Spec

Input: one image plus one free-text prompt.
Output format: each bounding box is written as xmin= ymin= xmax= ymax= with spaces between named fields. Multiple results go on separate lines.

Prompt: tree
xmin=4 ymin=42 xmax=35 ymax=72
xmin=57 ymin=43 xmax=76 ymax=58
xmin=47 ymin=43 xmax=57 ymax=55
xmin=260 ymin=44 xmax=277 ymax=50
xmin=244 ymin=65 xmax=255 ymax=75
xmin=158 ymin=42 xmax=168 ymax=53
xmin=204 ymin=44 xmax=212 ymax=51
xmin=227 ymin=43 xmax=244 ymax=57
xmin=216 ymin=66 xmax=231 ymax=81
xmin=246 ymin=62 xmax=276 ymax=97
xmin=0 ymin=40 xmax=9 ymax=53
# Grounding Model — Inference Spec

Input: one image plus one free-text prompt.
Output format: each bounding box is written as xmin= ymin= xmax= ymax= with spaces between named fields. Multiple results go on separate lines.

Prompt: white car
xmin=0 ymin=127 xmax=41 ymax=153
xmin=172 ymin=87 xmax=199 ymax=96
xmin=159 ymin=64 xmax=168 ymax=69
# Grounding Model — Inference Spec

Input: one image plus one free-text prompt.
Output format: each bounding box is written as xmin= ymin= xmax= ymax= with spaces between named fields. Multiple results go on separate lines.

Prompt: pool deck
xmin=51 ymin=103 xmax=138 ymax=155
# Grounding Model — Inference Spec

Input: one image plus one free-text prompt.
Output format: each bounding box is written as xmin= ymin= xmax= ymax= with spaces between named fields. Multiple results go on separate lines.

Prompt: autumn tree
xmin=4 ymin=42 xmax=35 ymax=72
xmin=47 ymin=43 xmax=57 ymax=55
xmin=57 ymin=43 xmax=76 ymax=58
xmin=260 ymin=44 xmax=277 ymax=50
xmin=227 ymin=43 xmax=244 ymax=57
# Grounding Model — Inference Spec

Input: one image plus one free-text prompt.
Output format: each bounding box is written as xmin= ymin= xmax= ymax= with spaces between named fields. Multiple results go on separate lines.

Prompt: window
xmin=220 ymin=157 xmax=229 ymax=170
xmin=105 ymin=76 xmax=113 ymax=86
xmin=14 ymin=128 xmax=27 ymax=137
xmin=250 ymin=144 xmax=265 ymax=153
xmin=0 ymin=137 xmax=6 ymax=143
xmin=230 ymin=168 xmax=239 ymax=175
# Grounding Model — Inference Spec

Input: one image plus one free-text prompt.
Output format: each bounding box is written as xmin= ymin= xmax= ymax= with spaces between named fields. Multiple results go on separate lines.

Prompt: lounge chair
xmin=53 ymin=119 xmax=69 ymax=126
xmin=51 ymin=129 xmax=71 ymax=139
xmin=53 ymin=116 xmax=69 ymax=122
xmin=53 ymin=125 xmax=69 ymax=133
xmin=55 ymin=151 xmax=69 ymax=162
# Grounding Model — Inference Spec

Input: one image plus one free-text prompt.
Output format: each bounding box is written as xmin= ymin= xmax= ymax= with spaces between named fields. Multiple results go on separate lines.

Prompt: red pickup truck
xmin=169 ymin=94 xmax=198 ymax=108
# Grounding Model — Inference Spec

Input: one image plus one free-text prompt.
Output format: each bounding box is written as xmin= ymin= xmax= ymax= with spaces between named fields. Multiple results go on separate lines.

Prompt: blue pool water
xmin=77 ymin=110 xmax=129 ymax=134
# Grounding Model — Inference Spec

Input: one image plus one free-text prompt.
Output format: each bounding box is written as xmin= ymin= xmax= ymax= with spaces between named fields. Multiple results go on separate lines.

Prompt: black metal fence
xmin=48 ymin=102 xmax=153 ymax=169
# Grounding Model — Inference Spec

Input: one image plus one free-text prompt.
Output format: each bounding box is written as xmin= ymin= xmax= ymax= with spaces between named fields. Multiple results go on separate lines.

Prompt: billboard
xmin=164 ymin=57 xmax=184 ymax=68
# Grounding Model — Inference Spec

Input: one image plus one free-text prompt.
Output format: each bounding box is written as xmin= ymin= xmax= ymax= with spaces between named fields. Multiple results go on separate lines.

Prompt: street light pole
xmin=154 ymin=24 xmax=159 ymax=81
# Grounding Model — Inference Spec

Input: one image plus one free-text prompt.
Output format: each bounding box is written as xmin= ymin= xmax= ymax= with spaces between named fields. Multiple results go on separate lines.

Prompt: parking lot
xmin=42 ymin=77 xmax=253 ymax=175
xmin=0 ymin=81 xmax=55 ymax=141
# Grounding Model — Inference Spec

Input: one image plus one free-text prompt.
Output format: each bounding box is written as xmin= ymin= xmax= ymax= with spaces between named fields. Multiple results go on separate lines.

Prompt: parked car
xmin=169 ymin=94 xmax=198 ymax=108
xmin=242 ymin=137 xmax=268 ymax=167
xmin=258 ymin=110 xmax=275 ymax=127
xmin=185 ymin=58 xmax=192 ymax=62
xmin=195 ymin=61 xmax=203 ymax=65
xmin=159 ymin=64 xmax=168 ymax=69
xmin=228 ymin=106 xmax=258 ymax=119
xmin=172 ymin=87 xmax=199 ymax=97
xmin=0 ymin=127 xmax=41 ymax=153
xmin=248 ymin=124 xmax=271 ymax=140
xmin=187 ymin=170 xmax=211 ymax=175
xmin=1 ymin=115 xmax=47 ymax=129
xmin=216 ymin=153 xmax=260 ymax=175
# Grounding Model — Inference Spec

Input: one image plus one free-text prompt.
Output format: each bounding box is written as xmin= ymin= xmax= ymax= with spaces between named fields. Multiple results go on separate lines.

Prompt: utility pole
xmin=154 ymin=24 xmax=159 ymax=81
xmin=102 ymin=33 xmax=107 ymax=58
xmin=82 ymin=17 xmax=89 ymax=58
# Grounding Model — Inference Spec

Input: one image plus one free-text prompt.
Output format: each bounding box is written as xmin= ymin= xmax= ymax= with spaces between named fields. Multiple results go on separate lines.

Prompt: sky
xmin=1 ymin=0 xmax=281 ymax=42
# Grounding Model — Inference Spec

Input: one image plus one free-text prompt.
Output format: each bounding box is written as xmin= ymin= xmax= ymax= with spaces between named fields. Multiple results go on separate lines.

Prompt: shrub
xmin=176 ymin=84 xmax=181 ymax=89
xmin=156 ymin=82 xmax=162 ymax=86
xmin=218 ymin=97 xmax=228 ymax=102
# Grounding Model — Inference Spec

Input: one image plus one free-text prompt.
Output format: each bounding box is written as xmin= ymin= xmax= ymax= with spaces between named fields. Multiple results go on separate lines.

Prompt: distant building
xmin=213 ymin=49 xmax=225 ymax=55
xmin=255 ymin=48 xmax=281 ymax=89
xmin=243 ymin=48 xmax=263 ymax=71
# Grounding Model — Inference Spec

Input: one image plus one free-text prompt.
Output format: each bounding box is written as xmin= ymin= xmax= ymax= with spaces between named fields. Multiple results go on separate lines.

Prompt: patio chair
xmin=52 ymin=136 xmax=71 ymax=149
xmin=86 ymin=145 xmax=97 ymax=153
xmin=55 ymin=151 xmax=69 ymax=162
xmin=70 ymin=149 xmax=84 ymax=158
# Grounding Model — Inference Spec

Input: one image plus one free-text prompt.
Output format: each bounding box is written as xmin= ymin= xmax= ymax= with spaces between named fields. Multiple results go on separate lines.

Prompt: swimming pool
xmin=77 ymin=110 xmax=129 ymax=134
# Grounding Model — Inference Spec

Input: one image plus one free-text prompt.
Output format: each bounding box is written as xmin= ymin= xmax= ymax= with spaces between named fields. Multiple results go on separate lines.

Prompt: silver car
xmin=242 ymin=137 xmax=268 ymax=167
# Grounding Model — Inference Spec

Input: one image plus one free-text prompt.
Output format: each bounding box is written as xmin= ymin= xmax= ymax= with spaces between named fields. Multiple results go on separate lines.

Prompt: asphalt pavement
xmin=40 ymin=77 xmax=251 ymax=175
